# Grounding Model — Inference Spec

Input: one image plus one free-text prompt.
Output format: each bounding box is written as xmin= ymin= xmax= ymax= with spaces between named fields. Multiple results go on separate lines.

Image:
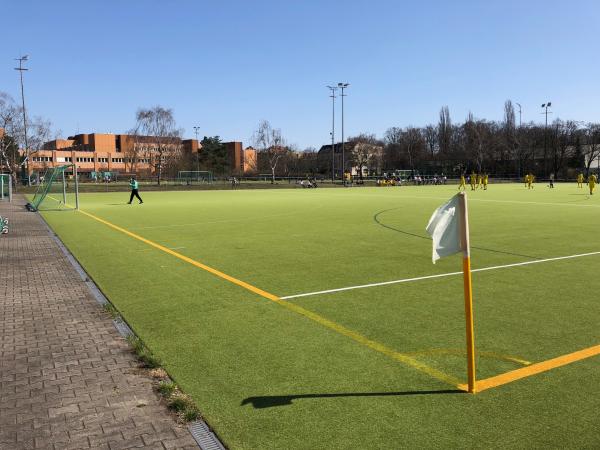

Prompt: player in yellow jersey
xmin=577 ymin=173 xmax=584 ymax=188
xmin=483 ymin=174 xmax=488 ymax=190
xmin=524 ymin=174 xmax=529 ymax=187
xmin=589 ymin=173 xmax=597 ymax=195
xmin=527 ymin=173 xmax=535 ymax=189
xmin=458 ymin=174 xmax=466 ymax=191
xmin=470 ymin=172 xmax=477 ymax=190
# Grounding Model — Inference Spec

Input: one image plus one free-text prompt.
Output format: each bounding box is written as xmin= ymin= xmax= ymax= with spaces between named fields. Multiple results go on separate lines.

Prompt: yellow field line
xmin=405 ymin=348 xmax=531 ymax=366
xmin=458 ymin=344 xmax=600 ymax=393
xmin=76 ymin=208 xmax=462 ymax=389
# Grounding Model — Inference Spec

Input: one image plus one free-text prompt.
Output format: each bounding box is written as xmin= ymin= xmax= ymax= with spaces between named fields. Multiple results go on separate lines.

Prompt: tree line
xmin=255 ymin=101 xmax=600 ymax=180
xmin=3 ymin=94 xmax=599 ymax=184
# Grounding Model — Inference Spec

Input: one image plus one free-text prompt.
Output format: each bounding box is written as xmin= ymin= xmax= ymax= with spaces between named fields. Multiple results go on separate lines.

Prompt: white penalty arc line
xmin=280 ymin=251 xmax=600 ymax=300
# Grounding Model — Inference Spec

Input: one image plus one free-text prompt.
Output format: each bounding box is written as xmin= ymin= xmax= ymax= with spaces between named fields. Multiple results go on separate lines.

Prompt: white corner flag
xmin=425 ymin=192 xmax=477 ymax=393
xmin=425 ymin=194 xmax=462 ymax=263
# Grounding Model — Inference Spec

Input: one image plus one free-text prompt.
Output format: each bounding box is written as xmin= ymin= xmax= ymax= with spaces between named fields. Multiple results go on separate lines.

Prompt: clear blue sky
xmin=2 ymin=0 xmax=599 ymax=149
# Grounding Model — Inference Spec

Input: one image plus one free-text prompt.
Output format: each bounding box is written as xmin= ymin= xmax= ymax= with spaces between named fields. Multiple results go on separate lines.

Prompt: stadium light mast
xmin=541 ymin=102 xmax=552 ymax=176
xmin=516 ymin=102 xmax=522 ymax=127
xmin=193 ymin=126 xmax=200 ymax=173
xmin=14 ymin=55 xmax=30 ymax=185
xmin=326 ymin=85 xmax=337 ymax=183
xmin=338 ymin=82 xmax=349 ymax=185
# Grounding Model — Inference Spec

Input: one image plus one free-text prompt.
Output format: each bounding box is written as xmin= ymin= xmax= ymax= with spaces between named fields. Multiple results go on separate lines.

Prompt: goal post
xmin=29 ymin=164 xmax=79 ymax=211
xmin=177 ymin=170 xmax=213 ymax=184
xmin=0 ymin=174 xmax=12 ymax=202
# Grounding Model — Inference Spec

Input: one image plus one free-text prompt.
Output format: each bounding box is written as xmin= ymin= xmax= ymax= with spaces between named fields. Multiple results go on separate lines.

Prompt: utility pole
xmin=326 ymin=86 xmax=337 ymax=183
xmin=193 ymin=126 xmax=200 ymax=174
xmin=338 ymin=82 xmax=349 ymax=185
xmin=14 ymin=55 xmax=30 ymax=185
xmin=516 ymin=102 xmax=522 ymax=127
xmin=541 ymin=102 xmax=552 ymax=176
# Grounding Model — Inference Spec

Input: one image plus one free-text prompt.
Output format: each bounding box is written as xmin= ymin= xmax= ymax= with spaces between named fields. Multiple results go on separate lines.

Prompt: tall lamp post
xmin=541 ymin=102 xmax=552 ymax=176
xmin=337 ymin=82 xmax=349 ymax=185
xmin=516 ymin=102 xmax=522 ymax=127
xmin=193 ymin=126 xmax=200 ymax=174
xmin=326 ymin=85 xmax=337 ymax=183
xmin=14 ymin=55 xmax=30 ymax=185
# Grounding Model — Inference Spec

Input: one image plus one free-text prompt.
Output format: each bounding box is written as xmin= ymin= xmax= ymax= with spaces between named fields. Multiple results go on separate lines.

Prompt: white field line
xmin=280 ymin=251 xmax=600 ymax=300
xmin=349 ymin=192 xmax=600 ymax=209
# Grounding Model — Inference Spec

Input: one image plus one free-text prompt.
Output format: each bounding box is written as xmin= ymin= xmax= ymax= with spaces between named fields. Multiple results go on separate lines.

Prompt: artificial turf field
xmin=39 ymin=183 xmax=600 ymax=449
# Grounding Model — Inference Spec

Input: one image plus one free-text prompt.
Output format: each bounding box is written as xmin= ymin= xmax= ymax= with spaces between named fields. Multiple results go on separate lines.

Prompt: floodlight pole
xmin=14 ymin=55 xmax=30 ymax=186
xmin=327 ymin=86 xmax=337 ymax=183
xmin=193 ymin=126 xmax=200 ymax=175
xmin=541 ymin=102 xmax=552 ymax=176
xmin=516 ymin=102 xmax=522 ymax=127
xmin=338 ymin=83 xmax=349 ymax=185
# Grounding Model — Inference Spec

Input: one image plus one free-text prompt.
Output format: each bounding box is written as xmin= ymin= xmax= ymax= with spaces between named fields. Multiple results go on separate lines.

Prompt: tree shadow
xmin=241 ymin=389 xmax=464 ymax=409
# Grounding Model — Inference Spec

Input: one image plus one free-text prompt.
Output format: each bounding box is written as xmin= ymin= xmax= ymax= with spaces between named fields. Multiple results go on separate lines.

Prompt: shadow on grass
xmin=241 ymin=389 xmax=464 ymax=409
xmin=373 ymin=208 xmax=540 ymax=259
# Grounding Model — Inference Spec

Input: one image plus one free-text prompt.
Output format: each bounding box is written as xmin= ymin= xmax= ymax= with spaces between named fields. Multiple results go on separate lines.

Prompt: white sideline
xmin=280 ymin=251 xmax=600 ymax=300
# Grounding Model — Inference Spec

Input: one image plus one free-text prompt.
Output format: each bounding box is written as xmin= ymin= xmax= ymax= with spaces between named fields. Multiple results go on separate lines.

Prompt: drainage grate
xmin=113 ymin=319 xmax=134 ymax=338
xmin=189 ymin=420 xmax=227 ymax=450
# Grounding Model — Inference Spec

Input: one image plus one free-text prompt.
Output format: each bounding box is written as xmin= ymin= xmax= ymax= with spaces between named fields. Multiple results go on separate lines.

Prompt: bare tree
xmin=0 ymin=92 xmax=53 ymax=185
xmin=124 ymin=125 xmax=143 ymax=174
xmin=0 ymin=93 xmax=21 ymax=185
xmin=252 ymin=120 xmax=286 ymax=184
xmin=582 ymin=123 xmax=600 ymax=176
xmin=135 ymin=106 xmax=183 ymax=184
xmin=438 ymin=106 xmax=452 ymax=154
xmin=349 ymin=134 xmax=383 ymax=179
xmin=549 ymin=120 xmax=578 ymax=177
xmin=423 ymin=125 xmax=438 ymax=157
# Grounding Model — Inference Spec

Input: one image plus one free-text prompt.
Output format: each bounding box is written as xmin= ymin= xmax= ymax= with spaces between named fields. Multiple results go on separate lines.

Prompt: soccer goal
xmin=0 ymin=174 xmax=12 ymax=202
xmin=177 ymin=170 xmax=213 ymax=184
xmin=29 ymin=164 xmax=79 ymax=211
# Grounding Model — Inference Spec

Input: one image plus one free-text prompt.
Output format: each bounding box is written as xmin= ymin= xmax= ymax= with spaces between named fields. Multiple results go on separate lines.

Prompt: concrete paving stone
xmin=0 ymin=198 xmax=198 ymax=449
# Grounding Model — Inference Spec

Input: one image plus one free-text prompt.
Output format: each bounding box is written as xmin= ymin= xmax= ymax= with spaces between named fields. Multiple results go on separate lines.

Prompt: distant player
xmin=527 ymin=173 xmax=534 ymax=189
xmin=524 ymin=173 xmax=529 ymax=188
xmin=483 ymin=174 xmax=489 ymax=190
xmin=128 ymin=177 xmax=143 ymax=204
xmin=589 ymin=174 xmax=597 ymax=195
xmin=477 ymin=173 xmax=483 ymax=189
xmin=470 ymin=171 xmax=477 ymax=190
xmin=577 ymin=173 xmax=584 ymax=188
xmin=458 ymin=174 xmax=466 ymax=191
xmin=549 ymin=173 xmax=554 ymax=189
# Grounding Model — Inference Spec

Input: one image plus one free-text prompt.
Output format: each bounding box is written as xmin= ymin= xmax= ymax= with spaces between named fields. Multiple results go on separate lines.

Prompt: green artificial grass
xmin=39 ymin=183 xmax=600 ymax=449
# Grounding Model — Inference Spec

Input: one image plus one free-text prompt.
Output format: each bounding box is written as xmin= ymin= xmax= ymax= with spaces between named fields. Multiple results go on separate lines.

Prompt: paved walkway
xmin=0 ymin=196 xmax=198 ymax=449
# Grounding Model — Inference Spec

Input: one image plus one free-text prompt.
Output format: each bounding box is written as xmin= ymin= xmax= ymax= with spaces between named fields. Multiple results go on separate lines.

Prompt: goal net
xmin=177 ymin=170 xmax=213 ymax=184
xmin=29 ymin=164 xmax=79 ymax=211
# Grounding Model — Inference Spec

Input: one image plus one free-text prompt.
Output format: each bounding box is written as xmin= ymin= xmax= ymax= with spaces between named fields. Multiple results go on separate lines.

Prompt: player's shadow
xmin=241 ymin=389 xmax=464 ymax=409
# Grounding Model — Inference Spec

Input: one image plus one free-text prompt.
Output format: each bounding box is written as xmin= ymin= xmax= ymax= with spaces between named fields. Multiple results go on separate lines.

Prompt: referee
xmin=127 ymin=176 xmax=143 ymax=204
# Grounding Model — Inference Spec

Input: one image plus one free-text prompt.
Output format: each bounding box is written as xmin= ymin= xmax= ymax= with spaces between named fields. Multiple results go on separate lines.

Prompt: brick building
xmin=24 ymin=132 xmax=258 ymax=178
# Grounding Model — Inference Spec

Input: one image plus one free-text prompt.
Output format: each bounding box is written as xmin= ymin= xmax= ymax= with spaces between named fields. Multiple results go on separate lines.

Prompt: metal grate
xmin=113 ymin=319 xmax=134 ymax=338
xmin=189 ymin=420 xmax=227 ymax=450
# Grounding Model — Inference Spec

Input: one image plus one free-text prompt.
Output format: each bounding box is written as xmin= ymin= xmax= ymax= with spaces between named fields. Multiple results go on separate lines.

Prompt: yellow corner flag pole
xmin=458 ymin=192 xmax=476 ymax=393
